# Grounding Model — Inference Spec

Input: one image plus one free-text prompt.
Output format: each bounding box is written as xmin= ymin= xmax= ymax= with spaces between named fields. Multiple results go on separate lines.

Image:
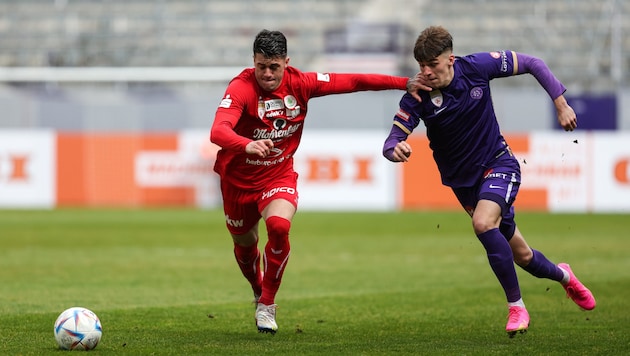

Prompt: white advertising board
xmin=294 ymin=130 xmax=396 ymax=211
xmin=518 ymin=132 xmax=590 ymax=212
xmin=592 ymin=133 xmax=630 ymax=212
xmin=519 ymin=132 xmax=630 ymax=213
xmin=133 ymin=130 xmax=222 ymax=208
xmin=0 ymin=130 xmax=55 ymax=208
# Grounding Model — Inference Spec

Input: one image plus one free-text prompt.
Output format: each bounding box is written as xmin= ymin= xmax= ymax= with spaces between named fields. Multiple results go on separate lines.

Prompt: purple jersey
xmin=390 ymin=51 xmax=544 ymax=188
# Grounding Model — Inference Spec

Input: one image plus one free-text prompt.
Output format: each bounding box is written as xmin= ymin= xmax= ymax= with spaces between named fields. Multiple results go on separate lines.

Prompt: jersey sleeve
xmin=514 ymin=52 xmax=567 ymax=99
xmin=392 ymin=93 xmax=423 ymax=134
xmin=463 ymin=51 xmax=516 ymax=80
xmin=383 ymin=93 xmax=422 ymax=161
xmin=209 ymin=79 xmax=252 ymax=151
xmin=468 ymin=51 xmax=567 ymax=100
xmin=305 ymin=72 xmax=408 ymax=98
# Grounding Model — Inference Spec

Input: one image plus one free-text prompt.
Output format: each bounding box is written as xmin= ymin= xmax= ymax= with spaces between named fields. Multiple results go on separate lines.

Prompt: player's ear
xmin=285 ymin=56 xmax=290 ymax=66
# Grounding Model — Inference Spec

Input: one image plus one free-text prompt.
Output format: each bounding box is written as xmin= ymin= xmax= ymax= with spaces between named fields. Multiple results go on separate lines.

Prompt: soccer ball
xmin=53 ymin=307 xmax=102 ymax=351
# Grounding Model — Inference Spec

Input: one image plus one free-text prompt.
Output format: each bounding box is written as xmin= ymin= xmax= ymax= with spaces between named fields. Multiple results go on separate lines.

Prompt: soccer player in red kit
xmin=210 ymin=29 xmax=420 ymax=334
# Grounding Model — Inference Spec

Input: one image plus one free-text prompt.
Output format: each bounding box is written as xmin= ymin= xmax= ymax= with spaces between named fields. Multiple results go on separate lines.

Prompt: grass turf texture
xmin=0 ymin=209 xmax=628 ymax=355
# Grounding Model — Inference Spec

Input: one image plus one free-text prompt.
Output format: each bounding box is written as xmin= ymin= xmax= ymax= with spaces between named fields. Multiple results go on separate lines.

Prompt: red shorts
xmin=220 ymin=171 xmax=299 ymax=235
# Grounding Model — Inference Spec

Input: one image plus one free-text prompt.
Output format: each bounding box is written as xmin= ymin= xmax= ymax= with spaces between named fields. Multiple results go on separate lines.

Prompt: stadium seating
xmin=0 ymin=0 xmax=627 ymax=89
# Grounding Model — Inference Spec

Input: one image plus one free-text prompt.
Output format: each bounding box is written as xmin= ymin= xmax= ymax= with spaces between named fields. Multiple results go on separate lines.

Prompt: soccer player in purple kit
xmin=383 ymin=26 xmax=596 ymax=336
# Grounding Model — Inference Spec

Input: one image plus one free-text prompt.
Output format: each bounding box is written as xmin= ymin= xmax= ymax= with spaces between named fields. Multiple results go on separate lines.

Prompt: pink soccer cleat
xmin=558 ymin=263 xmax=596 ymax=310
xmin=506 ymin=306 xmax=529 ymax=338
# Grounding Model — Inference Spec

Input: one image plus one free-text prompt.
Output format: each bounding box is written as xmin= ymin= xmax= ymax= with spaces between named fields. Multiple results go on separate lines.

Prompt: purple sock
xmin=521 ymin=249 xmax=564 ymax=282
xmin=477 ymin=228 xmax=521 ymax=303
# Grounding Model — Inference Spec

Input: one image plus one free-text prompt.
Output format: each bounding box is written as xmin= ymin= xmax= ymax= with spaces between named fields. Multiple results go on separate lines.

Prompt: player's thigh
xmin=453 ymin=177 xmax=518 ymax=234
xmin=471 ymin=199 xmax=503 ymax=233
xmin=221 ymin=181 xmax=262 ymax=238
xmin=262 ymin=198 xmax=297 ymax=221
xmin=259 ymin=171 xmax=299 ymax=222
xmin=477 ymin=160 xmax=522 ymax=233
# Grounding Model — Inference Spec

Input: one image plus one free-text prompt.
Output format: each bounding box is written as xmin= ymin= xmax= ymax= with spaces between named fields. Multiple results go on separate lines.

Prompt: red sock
xmin=259 ymin=216 xmax=291 ymax=306
xmin=233 ymin=243 xmax=262 ymax=297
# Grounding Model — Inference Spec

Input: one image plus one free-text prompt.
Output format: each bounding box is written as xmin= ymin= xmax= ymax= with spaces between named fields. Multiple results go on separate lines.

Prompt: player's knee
xmin=232 ymin=231 xmax=258 ymax=247
xmin=266 ymin=216 xmax=291 ymax=241
xmin=471 ymin=217 xmax=497 ymax=235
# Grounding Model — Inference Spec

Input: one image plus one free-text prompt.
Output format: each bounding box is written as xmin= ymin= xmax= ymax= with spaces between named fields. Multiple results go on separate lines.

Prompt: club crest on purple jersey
xmin=430 ymin=90 xmax=443 ymax=107
xmin=470 ymin=87 xmax=483 ymax=100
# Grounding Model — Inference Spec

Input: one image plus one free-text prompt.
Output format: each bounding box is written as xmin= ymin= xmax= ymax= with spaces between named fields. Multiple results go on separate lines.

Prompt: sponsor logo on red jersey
xmin=262 ymin=186 xmax=296 ymax=200
xmin=252 ymin=123 xmax=302 ymax=140
xmin=225 ymin=215 xmax=244 ymax=227
xmin=219 ymin=94 xmax=232 ymax=108
xmin=266 ymin=109 xmax=284 ymax=118
xmin=317 ymin=73 xmax=330 ymax=82
xmin=265 ymin=99 xmax=284 ymax=111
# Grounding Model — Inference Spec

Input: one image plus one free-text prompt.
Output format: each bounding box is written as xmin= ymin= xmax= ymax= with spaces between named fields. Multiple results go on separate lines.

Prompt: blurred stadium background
xmin=0 ymin=0 xmax=629 ymax=211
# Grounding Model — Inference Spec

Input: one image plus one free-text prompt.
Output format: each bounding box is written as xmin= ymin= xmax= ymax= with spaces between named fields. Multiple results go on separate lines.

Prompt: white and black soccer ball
xmin=54 ymin=307 xmax=102 ymax=351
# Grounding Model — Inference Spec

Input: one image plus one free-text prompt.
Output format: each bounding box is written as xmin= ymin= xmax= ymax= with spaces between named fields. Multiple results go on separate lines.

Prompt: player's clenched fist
xmin=392 ymin=141 xmax=412 ymax=162
xmin=246 ymin=139 xmax=274 ymax=157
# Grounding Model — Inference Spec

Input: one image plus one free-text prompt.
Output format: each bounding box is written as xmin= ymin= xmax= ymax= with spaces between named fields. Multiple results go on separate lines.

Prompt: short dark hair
xmin=253 ymin=29 xmax=287 ymax=58
xmin=413 ymin=26 xmax=453 ymax=63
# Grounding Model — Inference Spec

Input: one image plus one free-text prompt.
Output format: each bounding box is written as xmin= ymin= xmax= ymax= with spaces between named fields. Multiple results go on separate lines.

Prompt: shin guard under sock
xmin=477 ymin=228 xmax=521 ymax=303
xmin=234 ymin=243 xmax=262 ymax=297
xmin=520 ymin=248 xmax=565 ymax=282
xmin=260 ymin=216 xmax=291 ymax=305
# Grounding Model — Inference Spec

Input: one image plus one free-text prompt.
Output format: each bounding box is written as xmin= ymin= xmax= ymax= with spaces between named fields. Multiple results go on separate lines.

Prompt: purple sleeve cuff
xmin=516 ymin=53 xmax=566 ymax=99
xmin=382 ymin=124 xmax=409 ymax=162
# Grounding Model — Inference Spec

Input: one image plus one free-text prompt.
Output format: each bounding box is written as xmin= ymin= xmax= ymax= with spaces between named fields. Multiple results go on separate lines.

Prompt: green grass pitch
xmin=0 ymin=209 xmax=628 ymax=355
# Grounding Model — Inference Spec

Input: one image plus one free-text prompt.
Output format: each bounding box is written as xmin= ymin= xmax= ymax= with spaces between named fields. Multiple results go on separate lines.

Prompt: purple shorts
xmin=452 ymin=154 xmax=520 ymax=239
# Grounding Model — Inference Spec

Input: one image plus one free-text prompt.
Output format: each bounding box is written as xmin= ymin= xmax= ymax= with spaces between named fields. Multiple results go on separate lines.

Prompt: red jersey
xmin=211 ymin=66 xmax=408 ymax=190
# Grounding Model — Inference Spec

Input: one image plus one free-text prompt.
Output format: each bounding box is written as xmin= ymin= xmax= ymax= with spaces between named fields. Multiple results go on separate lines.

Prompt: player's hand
xmin=407 ymin=72 xmax=432 ymax=102
xmin=554 ymin=95 xmax=577 ymax=131
xmin=392 ymin=141 xmax=412 ymax=162
xmin=245 ymin=139 xmax=274 ymax=157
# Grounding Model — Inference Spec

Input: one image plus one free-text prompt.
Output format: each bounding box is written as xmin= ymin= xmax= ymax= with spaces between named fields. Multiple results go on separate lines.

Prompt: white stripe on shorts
xmin=505 ymin=173 xmax=517 ymax=203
